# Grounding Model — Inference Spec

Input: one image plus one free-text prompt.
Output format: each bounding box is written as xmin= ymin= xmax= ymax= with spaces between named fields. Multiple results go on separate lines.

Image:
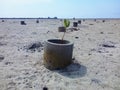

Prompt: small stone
xmin=91 ymin=78 xmax=101 ymax=84
xmin=75 ymin=37 xmax=79 ymax=39
xmin=34 ymin=71 xmax=38 ymax=73
xmin=98 ymin=51 xmax=102 ymax=53
xmin=100 ymin=32 xmax=104 ymax=34
xmin=102 ymin=44 xmax=115 ymax=48
xmin=89 ymin=24 xmax=93 ymax=25
xmin=43 ymin=87 xmax=48 ymax=90
xmin=0 ymin=55 xmax=4 ymax=61
xmin=5 ymin=62 xmax=13 ymax=65
xmin=88 ymin=53 xmax=91 ymax=55
xmin=109 ymin=54 xmax=113 ymax=56
xmin=96 ymin=72 xmax=98 ymax=75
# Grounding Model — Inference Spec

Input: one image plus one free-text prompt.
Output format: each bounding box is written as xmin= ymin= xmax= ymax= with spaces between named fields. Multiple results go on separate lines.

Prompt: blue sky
xmin=0 ymin=0 xmax=120 ymax=18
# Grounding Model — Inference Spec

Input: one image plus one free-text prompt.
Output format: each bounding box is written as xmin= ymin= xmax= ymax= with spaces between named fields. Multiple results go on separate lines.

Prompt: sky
xmin=0 ymin=0 xmax=120 ymax=18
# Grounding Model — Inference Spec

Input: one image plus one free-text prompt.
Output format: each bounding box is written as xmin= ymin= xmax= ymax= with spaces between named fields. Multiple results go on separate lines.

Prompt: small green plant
xmin=61 ymin=19 xmax=70 ymax=40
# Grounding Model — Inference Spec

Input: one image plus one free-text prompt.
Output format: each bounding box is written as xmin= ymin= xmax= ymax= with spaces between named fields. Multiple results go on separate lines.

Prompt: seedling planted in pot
xmin=44 ymin=19 xmax=74 ymax=70
xmin=61 ymin=19 xmax=70 ymax=40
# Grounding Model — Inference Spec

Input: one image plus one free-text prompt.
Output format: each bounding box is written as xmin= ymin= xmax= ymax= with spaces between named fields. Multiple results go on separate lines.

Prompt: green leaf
xmin=64 ymin=19 xmax=70 ymax=28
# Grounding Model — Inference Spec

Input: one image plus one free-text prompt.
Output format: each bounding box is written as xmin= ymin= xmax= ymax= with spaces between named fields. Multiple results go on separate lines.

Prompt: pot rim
xmin=45 ymin=39 xmax=73 ymax=46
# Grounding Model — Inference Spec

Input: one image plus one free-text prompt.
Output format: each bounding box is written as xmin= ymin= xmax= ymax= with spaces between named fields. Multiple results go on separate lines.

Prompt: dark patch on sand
xmin=101 ymin=41 xmax=116 ymax=48
xmin=75 ymin=37 xmax=79 ymax=39
xmin=0 ymin=42 xmax=7 ymax=46
xmin=5 ymin=62 xmax=13 ymax=65
xmin=68 ymin=27 xmax=79 ymax=31
xmin=22 ymin=42 xmax=44 ymax=53
xmin=90 ymin=78 xmax=101 ymax=85
xmin=0 ymin=55 xmax=4 ymax=62
xmin=89 ymin=24 xmax=94 ymax=25
xmin=102 ymin=44 xmax=115 ymax=48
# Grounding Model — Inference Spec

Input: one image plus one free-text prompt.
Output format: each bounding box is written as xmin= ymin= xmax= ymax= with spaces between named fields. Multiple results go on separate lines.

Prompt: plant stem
xmin=62 ymin=32 xmax=65 ymax=40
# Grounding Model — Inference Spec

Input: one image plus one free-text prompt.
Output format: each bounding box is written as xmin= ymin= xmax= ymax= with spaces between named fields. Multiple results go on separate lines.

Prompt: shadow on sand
xmin=55 ymin=62 xmax=87 ymax=78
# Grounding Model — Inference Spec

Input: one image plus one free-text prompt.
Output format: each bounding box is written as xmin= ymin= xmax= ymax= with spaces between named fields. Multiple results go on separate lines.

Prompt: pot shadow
xmin=55 ymin=62 xmax=87 ymax=78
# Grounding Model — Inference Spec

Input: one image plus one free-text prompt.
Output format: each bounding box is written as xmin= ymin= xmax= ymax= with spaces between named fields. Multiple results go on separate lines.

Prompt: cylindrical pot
xmin=102 ymin=20 xmax=105 ymax=22
xmin=2 ymin=20 xmax=4 ymax=22
xmin=20 ymin=21 xmax=26 ymax=25
xmin=36 ymin=20 xmax=39 ymax=23
xmin=78 ymin=20 xmax=81 ymax=24
xmin=58 ymin=26 xmax=66 ymax=32
xmin=83 ymin=19 xmax=85 ymax=22
xmin=73 ymin=22 xmax=78 ymax=27
xmin=44 ymin=39 xmax=74 ymax=70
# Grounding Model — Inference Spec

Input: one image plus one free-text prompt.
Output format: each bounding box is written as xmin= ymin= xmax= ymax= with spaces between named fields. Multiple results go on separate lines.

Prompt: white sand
xmin=0 ymin=19 xmax=120 ymax=90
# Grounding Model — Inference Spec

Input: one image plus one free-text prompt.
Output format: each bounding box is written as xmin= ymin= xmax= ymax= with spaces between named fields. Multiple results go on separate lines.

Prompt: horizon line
xmin=0 ymin=17 xmax=120 ymax=20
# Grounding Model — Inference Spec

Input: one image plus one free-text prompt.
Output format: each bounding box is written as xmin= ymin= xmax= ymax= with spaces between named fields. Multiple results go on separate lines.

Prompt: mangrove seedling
xmin=61 ymin=19 xmax=70 ymax=40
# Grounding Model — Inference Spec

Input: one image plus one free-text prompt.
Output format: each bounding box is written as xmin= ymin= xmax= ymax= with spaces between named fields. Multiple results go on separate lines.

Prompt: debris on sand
xmin=101 ymin=41 xmax=116 ymax=48
xmin=68 ymin=27 xmax=79 ymax=31
xmin=90 ymin=41 xmax=116 ymax=53
xmin=22 ymin=42 xmax=44 ymax=52
xmin=0 ymin=55 xmax=4 ymax=62
xmin=89 ymin=24 xmax=94 ymax=25
xmin=90 ymin=78 xmax=101 ymax=85
xmin=102 ymin=44 xmax=115 ymax=48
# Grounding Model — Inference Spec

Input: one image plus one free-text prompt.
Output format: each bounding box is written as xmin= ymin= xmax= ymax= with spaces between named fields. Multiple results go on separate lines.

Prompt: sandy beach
xmin=0 ymin=18 xmax=120 ymax=90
